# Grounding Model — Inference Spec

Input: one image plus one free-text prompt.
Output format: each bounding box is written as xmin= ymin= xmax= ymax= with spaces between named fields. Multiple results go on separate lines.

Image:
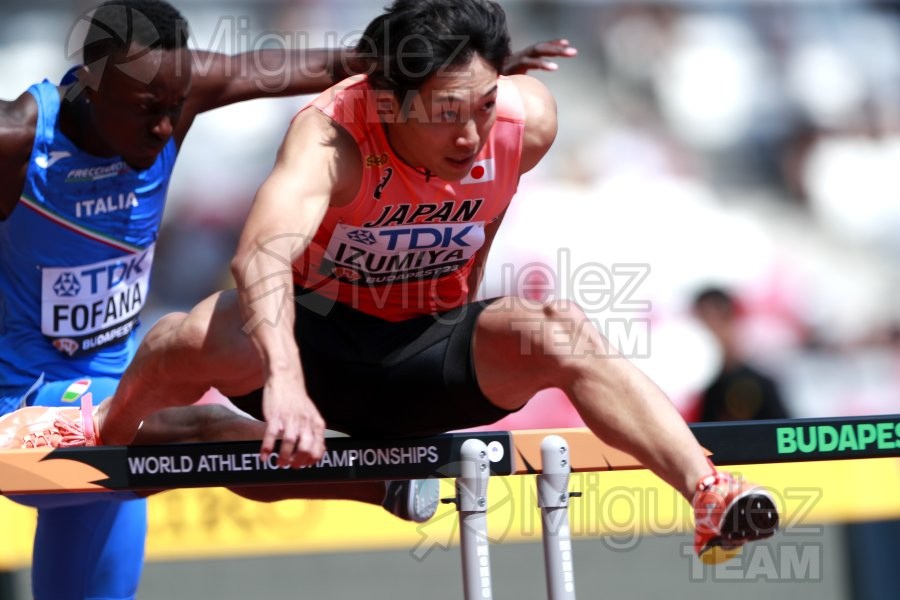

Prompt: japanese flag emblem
xmin=461 ymin=158 xmax=495 ymax=184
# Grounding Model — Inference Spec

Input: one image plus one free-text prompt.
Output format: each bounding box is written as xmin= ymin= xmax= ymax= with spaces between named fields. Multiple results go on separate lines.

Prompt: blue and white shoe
xmin=383 ymin=479 xmax=440 ymax=523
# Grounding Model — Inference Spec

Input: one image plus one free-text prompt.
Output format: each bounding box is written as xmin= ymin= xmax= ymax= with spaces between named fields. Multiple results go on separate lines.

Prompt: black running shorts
xmin=230 ymin=290 xmax=518 ymax=436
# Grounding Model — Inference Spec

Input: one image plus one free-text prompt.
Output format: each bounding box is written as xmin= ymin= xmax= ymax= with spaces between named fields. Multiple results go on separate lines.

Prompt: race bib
xmin=41 ymin=246 xmax=154 ymax=356
xmin=321 ymin=222 xmax=485 ymax=286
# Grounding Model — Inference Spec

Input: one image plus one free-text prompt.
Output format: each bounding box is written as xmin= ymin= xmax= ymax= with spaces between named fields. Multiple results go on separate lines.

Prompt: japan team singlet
xmin=0 ymin=80 xmax=175 ymax=390
xmin=298 ymin=75 xmax=525 ymax=321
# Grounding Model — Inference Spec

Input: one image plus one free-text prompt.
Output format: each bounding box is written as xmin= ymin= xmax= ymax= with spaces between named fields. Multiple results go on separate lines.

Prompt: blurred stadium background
xmin=2 ymin=0 xmax=900 ymax=598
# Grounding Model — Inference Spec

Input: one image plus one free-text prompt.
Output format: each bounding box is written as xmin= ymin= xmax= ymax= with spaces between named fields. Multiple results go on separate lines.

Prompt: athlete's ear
xmin=80 ymin=63 xmax=102 ymax=99
xmin=64 ymin=64 xmax=102 ymax=103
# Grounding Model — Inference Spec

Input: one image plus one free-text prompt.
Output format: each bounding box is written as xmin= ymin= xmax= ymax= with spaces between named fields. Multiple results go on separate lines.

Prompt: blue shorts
xmin=1 ymin=376 xmax=147 ymax=600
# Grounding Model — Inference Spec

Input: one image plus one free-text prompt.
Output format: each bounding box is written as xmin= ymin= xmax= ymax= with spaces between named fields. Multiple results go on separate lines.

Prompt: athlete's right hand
xmin=260 ymin=371 xmax=325 ymax=468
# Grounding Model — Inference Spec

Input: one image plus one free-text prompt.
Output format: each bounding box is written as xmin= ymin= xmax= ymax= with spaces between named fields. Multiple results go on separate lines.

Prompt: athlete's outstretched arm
xmin=182 ymin=39 xmax=577 ymax=121
xmin=0 ymin=93 xmax=38 ymax=219
xmin=185 ymin=48 xmax=345 ymax=114
xmin=230 ymin=107 xmax=361 ymax=467
xmin=502 ymin=39 xmax=578 ymax=75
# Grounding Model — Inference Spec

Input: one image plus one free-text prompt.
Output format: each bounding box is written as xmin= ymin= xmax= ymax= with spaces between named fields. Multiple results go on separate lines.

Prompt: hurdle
xmin=3 ymin=414 xmax=900 ymax=599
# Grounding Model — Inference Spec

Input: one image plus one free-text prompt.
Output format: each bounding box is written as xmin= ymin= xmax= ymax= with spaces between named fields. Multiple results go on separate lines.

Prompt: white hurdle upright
xmin=453 ymin=434 xmax=578 ymax=600
xmin=538 ymin=434 xmax=577 ymax=600
xmin=456 ymin=438 xmax=494 ymax=600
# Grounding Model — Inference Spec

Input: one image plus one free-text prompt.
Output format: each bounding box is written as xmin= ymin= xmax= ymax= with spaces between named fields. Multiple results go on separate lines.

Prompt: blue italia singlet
xmin=0 ymin=80 xmax=176 ymax=391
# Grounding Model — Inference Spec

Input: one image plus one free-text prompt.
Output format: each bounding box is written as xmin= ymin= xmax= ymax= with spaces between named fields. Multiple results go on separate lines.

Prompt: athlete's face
xmin=384 ymin=53 xmax=499 ymax=182
xmin=87 ymin=46 xmax=191 ymax=170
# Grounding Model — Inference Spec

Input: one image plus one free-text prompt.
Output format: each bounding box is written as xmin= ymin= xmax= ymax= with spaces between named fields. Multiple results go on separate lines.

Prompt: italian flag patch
xmin=61 ymin=379 xmax=91 ymax=403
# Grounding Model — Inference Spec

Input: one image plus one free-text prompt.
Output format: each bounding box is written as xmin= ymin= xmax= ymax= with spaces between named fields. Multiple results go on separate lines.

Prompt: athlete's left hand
xmin=502 ymin=39 xmax=578 ymax=75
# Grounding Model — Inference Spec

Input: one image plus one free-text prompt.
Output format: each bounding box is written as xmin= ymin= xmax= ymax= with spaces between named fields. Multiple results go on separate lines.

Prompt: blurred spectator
xmin=692 ymin=286 xmax=790 ymax=421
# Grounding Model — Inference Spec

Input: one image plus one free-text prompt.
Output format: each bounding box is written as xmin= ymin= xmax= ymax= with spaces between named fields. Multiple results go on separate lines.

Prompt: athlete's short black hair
xmin=693 ymin=286 xmax=736 ymax=316
xmin=356 ymin=0 xmax=511 ymax=98
xmin=81 ymin=0 xmax=188 ymax=65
